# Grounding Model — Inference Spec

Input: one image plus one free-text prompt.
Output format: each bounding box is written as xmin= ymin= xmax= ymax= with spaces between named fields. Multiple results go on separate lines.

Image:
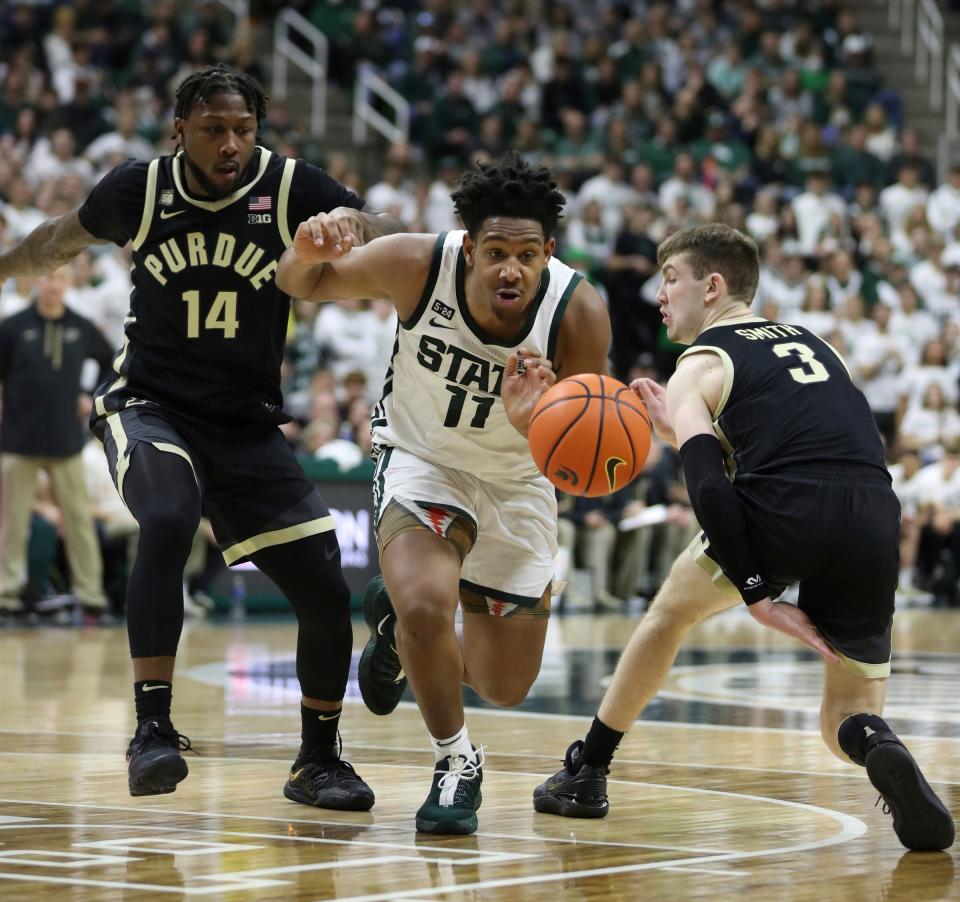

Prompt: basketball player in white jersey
xmin=277 ymin=152 xmax=611 ymax=834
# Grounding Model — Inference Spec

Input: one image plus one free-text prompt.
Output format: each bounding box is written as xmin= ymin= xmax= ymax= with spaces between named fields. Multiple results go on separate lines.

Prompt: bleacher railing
xmin=889 ymin=0 xmax=944 ymax=109
xmin=352 ymin=63 xmax=410 ymax=146
xmin=945 ymin=46 xmax=960 ymax=167
xmin=272 ymin=8 xmax=328 ymax=137
xmin=213 ymin=0 xmax=249 ymax=21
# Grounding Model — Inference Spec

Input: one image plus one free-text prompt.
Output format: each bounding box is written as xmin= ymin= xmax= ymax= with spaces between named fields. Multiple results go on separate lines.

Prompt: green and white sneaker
xmin=358 ymin=576 xmax=408 ymax=716
xmin=415 ymin=747 xmax=485 ymax=835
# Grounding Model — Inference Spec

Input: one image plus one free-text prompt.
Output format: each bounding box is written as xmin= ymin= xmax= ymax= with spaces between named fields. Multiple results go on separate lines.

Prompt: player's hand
xmin=76 ymin=393 xmax=93 ymax=419
xmin=631 ymin=377 xmax=677 ymax=446
xmin=747 ymin=598 xmax=839 ymax=663
xmin=292 ymin=213 xmax=358 ymax=264
xmin=502 ymin=346 xmax=556 ymax=437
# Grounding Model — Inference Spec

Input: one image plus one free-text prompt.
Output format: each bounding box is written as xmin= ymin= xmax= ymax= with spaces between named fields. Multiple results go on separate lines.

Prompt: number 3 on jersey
xmin=773 ymin=341 xmax=829 ymax=384
xmin=182 ymin=290 xmax=239 ymax=339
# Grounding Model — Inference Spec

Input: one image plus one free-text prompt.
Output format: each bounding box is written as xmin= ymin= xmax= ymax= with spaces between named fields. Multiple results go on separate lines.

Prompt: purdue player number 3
xmin=773 ymin=342 xmax=830 ymax=385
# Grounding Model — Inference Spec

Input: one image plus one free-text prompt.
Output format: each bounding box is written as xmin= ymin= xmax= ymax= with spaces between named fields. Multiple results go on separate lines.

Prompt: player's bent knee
xmin=138 ymin=505 xmax=199 ymax=554
xmin=645 ymin=592 xmax=704 ymax=631
xmin=395 ymin=596 xmax=456 ymax=643
xmin=471 ymin=674 xmax=535 ymax=708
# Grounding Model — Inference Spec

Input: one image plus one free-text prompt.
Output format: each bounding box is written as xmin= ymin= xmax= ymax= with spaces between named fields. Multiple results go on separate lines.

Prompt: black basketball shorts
xmin=91 ymin=401 xmax=335 ymax=564
xmin=692 ymin=466 xmax=899 ymax=677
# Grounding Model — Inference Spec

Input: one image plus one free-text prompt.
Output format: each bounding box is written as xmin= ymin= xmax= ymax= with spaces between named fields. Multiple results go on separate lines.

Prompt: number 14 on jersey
xmin=182 ymin=290 xmax=239 ymax=339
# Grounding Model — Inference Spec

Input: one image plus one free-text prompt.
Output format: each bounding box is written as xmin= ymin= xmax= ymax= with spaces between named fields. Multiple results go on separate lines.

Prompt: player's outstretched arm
xmin=276 ymin=226 xmax=433 ymax=320
xmin=332 ymin=206 xmax=407 ymax=242
xmin=0 ymin=209 xmax=108 ymax=280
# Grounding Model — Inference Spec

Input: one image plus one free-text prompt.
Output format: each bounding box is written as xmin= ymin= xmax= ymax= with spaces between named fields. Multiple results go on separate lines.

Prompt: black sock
xmin=301 ymin=704 xmax=341 ymax=757
xmin=581 ymin=716 xmax=624 ymax=769
xmin=134 ymin=680 xmax=172 ymax=725
xmin=837 ymin=713 xmax=899 ymax=766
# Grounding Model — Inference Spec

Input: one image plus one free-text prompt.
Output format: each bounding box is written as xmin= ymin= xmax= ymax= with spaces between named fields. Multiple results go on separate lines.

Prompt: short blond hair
xmin=657 ymin=223 xmax=760 ymax=302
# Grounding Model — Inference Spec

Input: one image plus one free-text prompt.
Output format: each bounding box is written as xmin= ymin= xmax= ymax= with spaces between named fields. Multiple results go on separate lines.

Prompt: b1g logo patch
xmin=248 ymin=213 xmax=272 ymax=224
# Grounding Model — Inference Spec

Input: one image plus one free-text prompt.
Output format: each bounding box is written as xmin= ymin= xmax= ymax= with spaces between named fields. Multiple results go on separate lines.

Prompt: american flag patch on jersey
xmin=249 ymin=196 xmax=272 ymax=211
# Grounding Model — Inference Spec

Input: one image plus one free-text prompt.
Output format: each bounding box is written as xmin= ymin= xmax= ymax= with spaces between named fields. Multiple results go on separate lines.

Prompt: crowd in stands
xmin=2 ymin=0 xmax=960 ymax=620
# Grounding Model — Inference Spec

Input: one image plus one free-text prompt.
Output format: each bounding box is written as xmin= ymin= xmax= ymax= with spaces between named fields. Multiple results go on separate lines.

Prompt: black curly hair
xmin=174 ymin=64 xmax=268 ymax=127
xmin=451 ymin=151 xmax=566 ymax=239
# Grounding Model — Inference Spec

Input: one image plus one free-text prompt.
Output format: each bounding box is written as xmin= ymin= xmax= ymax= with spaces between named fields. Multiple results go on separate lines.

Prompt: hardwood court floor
xmin=0 ymin=606 xmax=958 ymax=900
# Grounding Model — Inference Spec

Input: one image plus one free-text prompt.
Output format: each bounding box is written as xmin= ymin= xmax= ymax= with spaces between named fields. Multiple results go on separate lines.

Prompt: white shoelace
xmin=437 ymin=745 xmax=486 ymax=806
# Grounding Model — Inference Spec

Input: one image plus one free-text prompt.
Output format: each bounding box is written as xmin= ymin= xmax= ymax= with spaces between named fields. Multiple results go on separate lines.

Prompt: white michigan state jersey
xmin=372 ymin=230 xmax=583 ymax=482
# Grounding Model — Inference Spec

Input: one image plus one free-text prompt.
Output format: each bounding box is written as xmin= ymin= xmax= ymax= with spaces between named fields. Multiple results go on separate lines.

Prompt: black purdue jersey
xmin=78 ymin=147 xmax=363 ymax=426
xmin=681 ymin=319 xmax=888 ymax=478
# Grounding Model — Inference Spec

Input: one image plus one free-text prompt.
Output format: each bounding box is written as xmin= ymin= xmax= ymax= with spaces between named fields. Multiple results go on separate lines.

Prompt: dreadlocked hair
xmin=451 ymin=151 xmax=566 ymax=238
xmin=174 ymin=64 xmax=267 ymax=125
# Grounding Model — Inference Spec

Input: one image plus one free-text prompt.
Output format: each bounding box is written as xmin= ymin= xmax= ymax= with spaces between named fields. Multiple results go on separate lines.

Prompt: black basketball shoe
xmin=865 ymin=738 xmax=955 ymax=850
xmin=358 ymin=575 xmax=407 ymax=716
xmin=533 ymin=740 xmax=609 ymax=818
xmin=283 ymin=746 xmax=375 ymax=811
xmin=126 ymin=720 xmax=191 ymax=796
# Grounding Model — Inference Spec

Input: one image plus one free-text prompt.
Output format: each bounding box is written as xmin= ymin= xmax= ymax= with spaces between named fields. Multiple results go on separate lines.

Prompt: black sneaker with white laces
xmin=126 ymin=720 xmax=191 ymax=796
xmin=358 ymin=575 xmax=407 ymax=716
xmin=533 ymin=740 xmax=609 ymax=818
xmin=865 ymin=737 xmax=954 ymax=850
xmin=283 ymin=746 xmax=375 ymax=812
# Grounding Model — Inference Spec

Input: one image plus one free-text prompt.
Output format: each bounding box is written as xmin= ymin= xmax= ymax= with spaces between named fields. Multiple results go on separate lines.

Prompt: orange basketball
xmin=528 ymin=373 xmax=652 ymax=497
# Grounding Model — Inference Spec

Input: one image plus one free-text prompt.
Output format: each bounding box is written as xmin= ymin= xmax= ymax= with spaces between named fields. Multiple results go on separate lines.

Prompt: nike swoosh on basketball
xmin=429 ymin=316 xmax=457 ymax=330
xmin=142 ymin=684 xmax=166 ymax=692
xmin=160 ymin=209 xmax=185 ymax=219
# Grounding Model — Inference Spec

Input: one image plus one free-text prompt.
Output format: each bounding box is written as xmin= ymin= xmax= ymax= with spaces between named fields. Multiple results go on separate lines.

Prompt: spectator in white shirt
xmin=745 ymin=189 xmax=780 ymax=244
xmin=891 ymin=283 xmax=940 ymax=354
xmin=852 ymin=301 xmax=910 ymax=447
xmin=791 ymin=170 xmax=846 ymax=254
xmin=899 ymin=382 xmax=960 ymax=463
xmin=898 ymin=336 xmax=960 ymax=424
xmin=888 ymin=449 xmax=925 ymax=591
xmin=836 ymin=294 xmax=874 ymax=348
xmin=365 ymin=152 xmax=418 ymax=226
xmin=825 ymin=248 xmax=863 ymax=309
xmin=927 ymin=164 xmax=960 ymax=238
xmin=423 ymin=158 xmax=460 ymax=233
xmin=880 ymin=163 xmax=929 ymax=252
xmin=26 ymin=128 xmax=94 ymax=189
xmin=577 ymin=158 xmax=635 ymax=234
xmin=658 ymin=152 xmax=715 ymax=221
xmin=84 ymin=106 xmax=157 ymax=177
xmin=1 ymin=179 xmax=45 ymax=242
xmin=789 ymin=277 xmax=836 ymax=336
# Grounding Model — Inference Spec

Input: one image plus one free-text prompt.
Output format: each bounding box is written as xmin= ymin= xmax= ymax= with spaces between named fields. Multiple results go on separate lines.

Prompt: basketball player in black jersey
xmin=0 ymin=65 xmax=405 ymax=807
xmin=533 ymin=224 xmax=954 ymax=851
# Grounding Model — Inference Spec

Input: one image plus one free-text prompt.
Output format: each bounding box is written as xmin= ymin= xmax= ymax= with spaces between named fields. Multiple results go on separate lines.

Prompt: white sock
xmin=431 ymin=726 xmax=474 ymax=763
xmin=899 ymin=568 xmax=913 ymax=589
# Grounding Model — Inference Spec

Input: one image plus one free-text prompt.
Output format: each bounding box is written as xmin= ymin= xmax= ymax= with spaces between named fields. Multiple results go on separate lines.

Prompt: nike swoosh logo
xmin=429 ymin=316 xmax=457 ymax=330
xmin=160 ymin=209 xmax=186 ymax=219
xmin=290 ymin=767 xmax=306 ymax=780
xmin=316 ymin=712 xmax=340 ymax=721
xmin=125 ymin=398 xmax=149 ymax=408
xmin=604 ymin=456 xmax=626 ymax=493
xmin=377 ymin=613 xmax=391 ymax=635
xmin=142 ymin=684 xmax=167 ymax=692
xmin=324 ymin=545 xmax=338 ymax=560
